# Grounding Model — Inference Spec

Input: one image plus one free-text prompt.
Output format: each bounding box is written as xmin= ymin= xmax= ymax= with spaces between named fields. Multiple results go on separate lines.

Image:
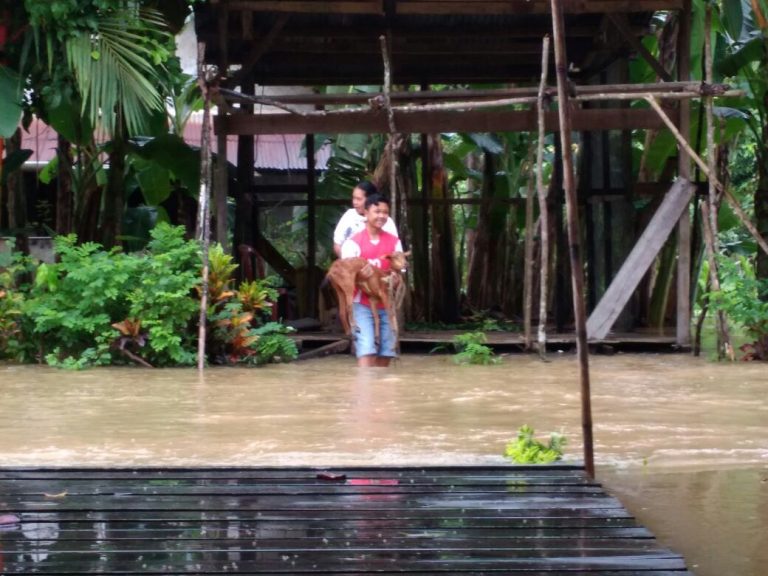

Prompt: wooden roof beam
xmin=217 ymin=0 xmax=682 ymax=15
xmin=607 ymin=13 xmax=673 ymax=81
xmin=215 ymin=107 xmax=675 ymax=134
xmin=230 ymin=13 xmax=290 ymax=85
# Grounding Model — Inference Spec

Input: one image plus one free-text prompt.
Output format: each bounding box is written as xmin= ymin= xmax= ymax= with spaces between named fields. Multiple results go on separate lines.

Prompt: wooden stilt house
xmin=194 ymin=0 xmax=700 ymax=346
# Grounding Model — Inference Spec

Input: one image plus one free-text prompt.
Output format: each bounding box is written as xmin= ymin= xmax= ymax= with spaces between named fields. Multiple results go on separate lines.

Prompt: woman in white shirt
xmin=332 ymin=180 xmax=398 ymax=257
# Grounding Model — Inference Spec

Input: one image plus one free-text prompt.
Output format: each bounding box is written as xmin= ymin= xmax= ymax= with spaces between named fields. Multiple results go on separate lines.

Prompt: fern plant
xmin=451 ymin=331 xmax=500 ymax=365
xmin=504 ymin=425 xmax=566 ymax=464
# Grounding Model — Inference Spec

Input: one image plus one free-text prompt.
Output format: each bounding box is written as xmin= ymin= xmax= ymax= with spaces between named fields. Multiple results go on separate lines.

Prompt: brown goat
xmin=325 ymin=251 xmax=410 ymax=349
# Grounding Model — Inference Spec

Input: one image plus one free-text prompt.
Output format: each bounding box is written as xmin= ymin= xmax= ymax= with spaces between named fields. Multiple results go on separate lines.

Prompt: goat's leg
xmin=345 ymin=290 xmax=361 ymax=346
xmin=334 ymin=286 xmax=351 ymax=336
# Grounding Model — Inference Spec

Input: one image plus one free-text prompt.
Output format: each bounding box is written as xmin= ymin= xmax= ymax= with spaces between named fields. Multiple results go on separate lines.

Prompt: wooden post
xmin=420 ymin=130 xmax=431 ymax=321
xmin=215 ymin=125 xmax=229 ymax=251
xmin=523 ymin=149 xmax=536 ymax=350
xmin=380 ymin=35 xmax=398 ymax=217
xmin=550 ymin=0 xmax=594 ymax=478
xmin=704 ymin=5 xmax=733 ymax=360
xmin=676 ymin=0 xmax=692 ymax=346
xmin=536 ymin=35 xmax=551 ymax=359
xmin=306 ymin=133 xmax=317 ymax=318
xmin=196 ymin=43 xmax=213 ymax=373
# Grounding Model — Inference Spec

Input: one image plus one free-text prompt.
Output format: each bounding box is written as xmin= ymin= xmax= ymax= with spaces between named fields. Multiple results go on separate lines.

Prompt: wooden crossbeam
xmin=216 ymin=107 xmax=671 ymax=135
xmin=218 ymin=0 xmax=683 ymax=15
xmin=586 ymin=179 xmax=696 ymax=340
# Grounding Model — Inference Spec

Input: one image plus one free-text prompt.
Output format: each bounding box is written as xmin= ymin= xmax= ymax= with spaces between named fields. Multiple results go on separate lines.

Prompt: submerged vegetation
xmin=504 ymin=425 xmax=567 ymax=464
xmin=0 ymin=224 xmax=297 ymax=368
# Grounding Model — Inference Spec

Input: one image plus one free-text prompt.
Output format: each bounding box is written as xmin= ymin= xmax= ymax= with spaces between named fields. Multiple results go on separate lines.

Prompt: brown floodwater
xmin=1 ymin=353 xmax=766 ymax=575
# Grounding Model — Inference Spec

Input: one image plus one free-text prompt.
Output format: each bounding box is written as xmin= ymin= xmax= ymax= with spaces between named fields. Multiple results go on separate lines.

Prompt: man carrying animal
xmin=340 ymin=194 xmax=403 ymax=367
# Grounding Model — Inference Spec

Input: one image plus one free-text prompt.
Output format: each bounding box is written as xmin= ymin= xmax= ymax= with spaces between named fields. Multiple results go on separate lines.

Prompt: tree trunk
xmin=466 ymin=153 xmax=507 ymax=312
xmin=56 ymin=135 xmax=74 ymax=235
xmin=427 ymin=134 xmax=461 ymax=323
xmin=6 ymin=128 xmax=25 ymax=231
xmin=101 ymin=135 xmax=126 ymax=248
xmin=757 ymin=107 xmax=768 ymax=282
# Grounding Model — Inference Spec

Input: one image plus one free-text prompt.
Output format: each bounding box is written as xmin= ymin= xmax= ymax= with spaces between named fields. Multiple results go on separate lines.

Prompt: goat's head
xmin=385 ymin=250 xmax=411 ymax=271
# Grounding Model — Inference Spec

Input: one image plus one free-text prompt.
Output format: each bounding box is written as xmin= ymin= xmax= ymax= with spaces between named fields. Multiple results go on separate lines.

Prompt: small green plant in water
xmin=451 ymin=331 xmax=499 ymax=365
xmin=504 ymin=425 xmax=566 ymax=464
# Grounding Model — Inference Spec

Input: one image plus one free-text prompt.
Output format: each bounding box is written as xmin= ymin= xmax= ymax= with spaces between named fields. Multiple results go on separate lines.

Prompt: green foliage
xmin=504 ymin=425 xmax=567 ymax=464
xmin=707 ymin=255 xmax=768 ymax=360
xmin=0 ymin=247 xmax=35 ymax=361
xmin=451 ymin=331 xmax=500 ymax=365
xmin=248 ymin=322 xmax=298 ymax=366
xmin=22 ymin=223 xmax=200 ymax=368
xmin=237 ymin=277 xmax=280 ymax=318
xmin=126 ymin=224 xmax=201 ymax=365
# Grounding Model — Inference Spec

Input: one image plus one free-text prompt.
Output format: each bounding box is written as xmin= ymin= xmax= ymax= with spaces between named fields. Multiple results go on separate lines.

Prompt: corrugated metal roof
xmin=19 ymin=117 xmax=329 ymax=171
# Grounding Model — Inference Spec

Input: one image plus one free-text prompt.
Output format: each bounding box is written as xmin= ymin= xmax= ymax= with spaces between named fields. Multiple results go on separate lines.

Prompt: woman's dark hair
xmin=364 ymin=193 xmax=390 ymax=210
xmin=355 ymin=180 xmax=378 ymax=197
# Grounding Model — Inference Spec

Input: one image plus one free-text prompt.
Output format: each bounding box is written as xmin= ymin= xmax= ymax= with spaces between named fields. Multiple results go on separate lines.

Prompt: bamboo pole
xmin=380 ymin=35 xmax=398 ymax=219
xmin=550 ymin=0 xmax=594 ymax=478
xmin=676 ymin=0 xmax=692 ymax=348
xmin=219 ymin=82 xmax=740 ymax=109
xmin=196 ymin=43 xmax=214 ymax=373
xmin=523 ymin=145 xmax=537 ymax=350
xmin=645 ymin=95 xmax=768 ymax=257
xmin=219 ymin=86 xmax=743 ymax=118
xmin=704 ymin=6 xmax=734 ymax=361
xmin=536 ymin=35 xmax=551 ymax=360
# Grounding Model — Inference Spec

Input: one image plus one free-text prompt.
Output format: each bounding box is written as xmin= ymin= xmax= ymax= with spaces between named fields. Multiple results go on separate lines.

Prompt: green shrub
xmin=0 ymin=247 xmax=34 ymax=361
xmin=451 ymin=331 xmax=500 ymax=365
xmin=127 ymin=224 xmax=201 ymax=366
xmin=248 ymin=322 xmax=298 ymax=365
xmin=24 ymin=224 xmax=200 ymax=368
xmin=708 ymin=255 xmax=768 ymax=360
xmin=504 ymin=425 xmax=566 ymax=464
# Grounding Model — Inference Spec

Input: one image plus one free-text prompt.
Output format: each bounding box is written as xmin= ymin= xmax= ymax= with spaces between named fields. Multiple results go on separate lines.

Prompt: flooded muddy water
xmin=1 ymin=353 xmax=766 ymax=575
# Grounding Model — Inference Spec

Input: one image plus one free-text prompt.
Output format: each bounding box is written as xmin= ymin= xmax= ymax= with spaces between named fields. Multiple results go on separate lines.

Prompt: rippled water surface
xmin=1 ymin=353 xmax=766 ymax=575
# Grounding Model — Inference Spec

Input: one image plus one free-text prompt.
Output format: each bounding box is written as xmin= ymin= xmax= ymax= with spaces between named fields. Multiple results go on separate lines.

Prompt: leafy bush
xmin=248 ymin=322 xmax=298 ymax=365
xmin=0 ymin=247 xmax=34 ymax=361
xmin=3 ymin=224 xmax=295 ymax=369
xmin=25 ymin=236 xmax=140 ymax=367
xmin=708 ymin=255 xmax=768 ymax=360
xmin=451 ymin=331 xmax=500 ymax=365
xmin=23 ymin=224 xmax=200 ymax=368
xmin=504 ymin=425 xmax=566 ymax=464
xmin=126 ymin=224 xmax=201 ymax=365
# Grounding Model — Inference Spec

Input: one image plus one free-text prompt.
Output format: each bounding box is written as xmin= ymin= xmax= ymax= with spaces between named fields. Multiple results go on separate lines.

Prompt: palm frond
xmin=65 ymin=7 xmax=170 ymax=136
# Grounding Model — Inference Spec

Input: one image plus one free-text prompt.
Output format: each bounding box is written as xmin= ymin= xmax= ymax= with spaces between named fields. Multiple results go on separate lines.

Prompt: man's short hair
xmin=355 ymin=180 xmax=378 ymax=197
xmin=364 ymin=193 xmax=390 ymax=210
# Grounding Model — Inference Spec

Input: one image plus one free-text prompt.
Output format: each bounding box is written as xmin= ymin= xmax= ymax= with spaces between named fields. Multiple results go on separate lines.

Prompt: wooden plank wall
xmin=0 ymin=466 xmax=691 ymax=574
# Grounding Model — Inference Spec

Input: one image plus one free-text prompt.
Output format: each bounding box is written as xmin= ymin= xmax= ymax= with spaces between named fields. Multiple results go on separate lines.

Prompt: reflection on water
xmin=1 ymin=353 xmax=767 ymax=575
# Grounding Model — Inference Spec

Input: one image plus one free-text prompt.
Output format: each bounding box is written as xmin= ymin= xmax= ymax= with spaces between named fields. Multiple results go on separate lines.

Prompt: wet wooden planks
xmin=0 ymin=466 xmax=691 ymax=574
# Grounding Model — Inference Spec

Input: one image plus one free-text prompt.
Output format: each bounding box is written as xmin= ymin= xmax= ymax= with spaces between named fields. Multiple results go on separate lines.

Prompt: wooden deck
xmin=0 ymin=466 xmax=691 ymax=574
xmin=294 ymin=329 xmax=686 ymax=354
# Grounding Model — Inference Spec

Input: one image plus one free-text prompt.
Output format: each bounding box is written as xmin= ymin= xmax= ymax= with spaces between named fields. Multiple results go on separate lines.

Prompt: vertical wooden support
xmin=420 ymin=131 xmax=431 ymax=321
xmin=535 ymin=35 xmax=551 ymax=358
xmin=553 ymin=139 xmax=567 ymax=332
xmin=197 ymin=43 xmax=213 ymax=373
xmin=676 ymin=0 xmax=692 ymax=345
xmin=235 ymin=76 xmax=255 ymax=278
xmin=306 ymin=133 xmax=317 ymax=318
xmin=215 ymin=127 xmax=229 ymax=251
xmin=550 ymin=0 xmax=594 ymax=478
